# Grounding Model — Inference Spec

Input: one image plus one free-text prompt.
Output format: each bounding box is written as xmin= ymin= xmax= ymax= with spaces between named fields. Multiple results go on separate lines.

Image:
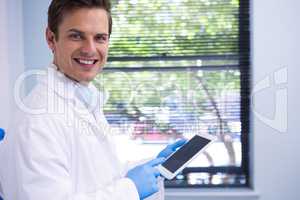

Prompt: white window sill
xmin=165 ymin=188 xmax=259 ymax=200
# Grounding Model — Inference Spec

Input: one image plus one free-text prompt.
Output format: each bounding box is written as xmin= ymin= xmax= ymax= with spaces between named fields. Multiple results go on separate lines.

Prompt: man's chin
xmin=78 ymin=73 xmax=97 ymax=83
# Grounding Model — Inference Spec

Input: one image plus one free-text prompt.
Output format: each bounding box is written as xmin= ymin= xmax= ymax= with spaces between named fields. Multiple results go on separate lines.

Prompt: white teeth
xmin=78 ymin=59 xmax=94 ymax=65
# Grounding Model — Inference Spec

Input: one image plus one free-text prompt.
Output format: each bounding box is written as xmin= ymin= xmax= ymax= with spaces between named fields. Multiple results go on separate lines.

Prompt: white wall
xmin=0 ymin=0 xmax=24 ymax=130
xmin=0 ymin=0 xmax=10 ymax=130
xmin=23 ymin=0 xmax=52 ymax=91
xmin=23 ymin=0 xmax=51 ymax=69
xmin=251 ymin=0 xmax=299 ymax=199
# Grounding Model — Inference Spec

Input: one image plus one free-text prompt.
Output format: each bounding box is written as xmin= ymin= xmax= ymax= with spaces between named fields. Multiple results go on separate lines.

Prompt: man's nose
xmin=80 ymin=39 xmax=96 ymax=56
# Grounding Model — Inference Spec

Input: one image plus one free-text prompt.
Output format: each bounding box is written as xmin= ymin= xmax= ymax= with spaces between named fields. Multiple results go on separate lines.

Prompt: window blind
xmin=94 ymin=0 xmax=250 ymax=187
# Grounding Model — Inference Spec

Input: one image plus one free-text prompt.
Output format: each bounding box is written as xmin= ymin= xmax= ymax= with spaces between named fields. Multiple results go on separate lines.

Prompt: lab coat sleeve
xmin=12 ymin=115 xmax=139 ymax=200
xmin=99 ymin=116 xmax=165 ymax=200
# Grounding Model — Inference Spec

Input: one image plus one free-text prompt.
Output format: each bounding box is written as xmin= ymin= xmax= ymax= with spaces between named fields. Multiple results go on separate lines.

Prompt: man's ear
xmin=46 ymin=27 xmax=56 ymax=53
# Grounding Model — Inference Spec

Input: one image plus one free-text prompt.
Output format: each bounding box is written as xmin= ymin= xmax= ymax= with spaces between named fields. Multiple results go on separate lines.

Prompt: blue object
xmin=0 ymin=128 xmax=5 ymax=141
xmin=0 ymin=128 xmax=4 ymax=199
xmin=126 ymin=157 xmax=165 ymax=199
xmin=157 ymin=138 xmax=187 ymax=159
xmin=0 ymin=128 xmax=5 ymax=200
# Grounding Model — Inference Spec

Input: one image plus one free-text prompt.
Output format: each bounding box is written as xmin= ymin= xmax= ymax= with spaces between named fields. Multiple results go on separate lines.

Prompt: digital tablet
xmin=157 ymin=133 xmax=216 ymax=180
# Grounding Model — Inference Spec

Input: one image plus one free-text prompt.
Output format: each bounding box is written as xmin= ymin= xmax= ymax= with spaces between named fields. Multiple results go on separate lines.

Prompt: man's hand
xmin=126 ymin=157 xmax=165 ymax=200
xmin=157 ymin=139 xmax=187 ymax=159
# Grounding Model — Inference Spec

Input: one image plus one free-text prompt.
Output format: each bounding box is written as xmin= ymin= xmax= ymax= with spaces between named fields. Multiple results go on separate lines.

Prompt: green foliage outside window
xmin=94 ymin=0 xmax=244 ymax=169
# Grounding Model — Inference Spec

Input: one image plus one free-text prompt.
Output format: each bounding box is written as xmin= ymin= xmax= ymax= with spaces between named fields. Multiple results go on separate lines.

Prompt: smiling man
xmin=0 ymin=0 xmax=188 ymax=200
xmin=46 ymin=5 xmax=110 ymax=83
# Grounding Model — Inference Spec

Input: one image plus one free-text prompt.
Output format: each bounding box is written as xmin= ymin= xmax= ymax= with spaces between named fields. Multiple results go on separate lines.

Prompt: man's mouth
xmin=74 ymin=58 xmax=98 ymax=66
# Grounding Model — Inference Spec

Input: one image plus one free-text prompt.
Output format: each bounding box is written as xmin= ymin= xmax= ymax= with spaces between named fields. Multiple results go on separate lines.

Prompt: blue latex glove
xmin=0 ymin=128 xmax=5 ymax=141
xmin=126 ymin=157 xmax=165 ymax=200
xmin=157 ymin=138 xmax=187 ymax=159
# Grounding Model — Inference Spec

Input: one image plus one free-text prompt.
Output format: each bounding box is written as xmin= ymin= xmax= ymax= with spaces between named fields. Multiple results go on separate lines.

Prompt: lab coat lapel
xmin=45 ymin=64 xmax=108 ymax=140
xmin=73 ymin=98 xmax=107 ymax=140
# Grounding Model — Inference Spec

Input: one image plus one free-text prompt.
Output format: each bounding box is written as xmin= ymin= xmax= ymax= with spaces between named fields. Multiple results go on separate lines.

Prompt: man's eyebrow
xmin=67 ymin=29 xmax=108 ymax=36
xmin=67 ymin=29 xmax=84 ymax=34
xmin=95 ymin=33 xmax=109 ymax=37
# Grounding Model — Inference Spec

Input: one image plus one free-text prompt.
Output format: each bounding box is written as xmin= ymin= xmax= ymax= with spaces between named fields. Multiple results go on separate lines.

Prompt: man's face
xmin=46 ymin=8 xmax=109 ymax=83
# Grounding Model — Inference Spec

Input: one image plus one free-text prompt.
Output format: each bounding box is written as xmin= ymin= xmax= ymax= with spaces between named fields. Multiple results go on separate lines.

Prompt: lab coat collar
xmin=40 ymin=63 xmax=108 ymax=139
xmin=38 ymin=63 xmax=78 ymax=101
xmin=44 ymin=63 xmax=104 ymax=107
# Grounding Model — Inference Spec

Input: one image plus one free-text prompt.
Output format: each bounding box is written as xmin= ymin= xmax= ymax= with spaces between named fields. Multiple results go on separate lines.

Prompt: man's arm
xmin=4 ymin=115 xmax=139 ymax=200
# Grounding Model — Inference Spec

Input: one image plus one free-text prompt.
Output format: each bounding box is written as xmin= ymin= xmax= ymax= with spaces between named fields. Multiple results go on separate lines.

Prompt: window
xmin=94 ymin=0 xmax=250 ymax=187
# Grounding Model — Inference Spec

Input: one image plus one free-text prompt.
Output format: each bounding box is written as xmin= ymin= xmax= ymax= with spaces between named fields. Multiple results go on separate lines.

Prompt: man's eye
xmin=96 ymin=35 xmax=108 ymax=43
xmin=69 ymin=34 xmax=82 ymax=40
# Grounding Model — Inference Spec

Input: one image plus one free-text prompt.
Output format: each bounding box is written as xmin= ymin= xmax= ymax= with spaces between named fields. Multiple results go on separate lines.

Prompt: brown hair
xmin=48 ymin=0 xmax=112 ymax=40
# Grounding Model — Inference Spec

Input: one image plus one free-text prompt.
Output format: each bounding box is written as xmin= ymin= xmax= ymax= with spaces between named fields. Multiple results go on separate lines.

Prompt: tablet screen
xmin=162 ymin=135 xmax=211 ymax=173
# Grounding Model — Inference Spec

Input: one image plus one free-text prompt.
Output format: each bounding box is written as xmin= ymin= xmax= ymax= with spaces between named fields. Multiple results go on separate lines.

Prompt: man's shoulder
xmin=14 ymin=80 xmax=68 ymax=128
xmin=10 ymin=101 xmax=72 ymax=146
xmin=23 ymin=82 xmax=49 ymax=109
xmin=21 ymin=79 xmax=70 ymax=115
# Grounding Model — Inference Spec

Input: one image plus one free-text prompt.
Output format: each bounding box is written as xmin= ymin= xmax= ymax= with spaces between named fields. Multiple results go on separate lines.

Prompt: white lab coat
xmin=0 ymin=64 xmax=164 ymax=200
